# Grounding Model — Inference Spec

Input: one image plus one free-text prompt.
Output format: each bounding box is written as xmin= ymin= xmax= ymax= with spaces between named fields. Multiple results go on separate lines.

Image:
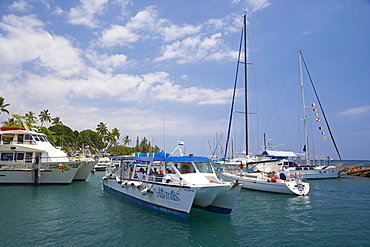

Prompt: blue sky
xmin=0 ymin=0 xmax=369 ymax=160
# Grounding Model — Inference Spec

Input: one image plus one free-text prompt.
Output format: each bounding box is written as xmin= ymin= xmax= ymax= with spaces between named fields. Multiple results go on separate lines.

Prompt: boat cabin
xmin=109 ymin=155 xmax=218 ymax=185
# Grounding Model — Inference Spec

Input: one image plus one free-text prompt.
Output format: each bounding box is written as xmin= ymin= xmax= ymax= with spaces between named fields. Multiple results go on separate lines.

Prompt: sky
xmin=0 ymin=0 xmax=369 ymax=160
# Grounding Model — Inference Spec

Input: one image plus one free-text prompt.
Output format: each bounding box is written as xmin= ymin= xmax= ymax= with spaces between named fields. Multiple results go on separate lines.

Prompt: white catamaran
xmin=103 ymin=141 xmax=242 ymax=218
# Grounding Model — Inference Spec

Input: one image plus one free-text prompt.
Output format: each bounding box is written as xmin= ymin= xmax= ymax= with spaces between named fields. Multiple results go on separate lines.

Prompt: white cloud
xmin=99 ymin=24 xmax=139 ymax=47
xmin=8 ymin=0 xmax=31 ymax=12
xmin=240 ymin=0 xmax=271 ymax=13
xmin=162 ymin=24 xmax=202 ymax=41
xmin=67 ymin=0 xmax=108 ymax=28
xmin=154 ymin=33 xmax=238 ymax=63
xmin=86 ymin=51 xmax=128 ymax=72
xmin=339 ymin=106 xmax=370 ymax=116
xmin=0 ymin=15 xmax=84 ymax=79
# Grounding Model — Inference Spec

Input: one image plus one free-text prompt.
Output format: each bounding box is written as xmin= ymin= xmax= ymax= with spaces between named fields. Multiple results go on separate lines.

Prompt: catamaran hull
xmin=196 ymin=183 xmax=242 ymax=213
xmin=192 ymin=183 xmax=242 ymax=214
xmin=73 ymin=160 xmax=98 ymax=181
xmin=103 ymin=178 xmax=197 ymax=218
xmin=0 ymin=161 xmax=82 ymax=184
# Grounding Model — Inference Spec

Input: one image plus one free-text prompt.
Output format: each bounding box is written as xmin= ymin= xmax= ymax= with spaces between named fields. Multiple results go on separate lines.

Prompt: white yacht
xmin=93 ymin=157 xmax=112 ymax=171
xmin=0 ymin=126 xmax=88 ymax=184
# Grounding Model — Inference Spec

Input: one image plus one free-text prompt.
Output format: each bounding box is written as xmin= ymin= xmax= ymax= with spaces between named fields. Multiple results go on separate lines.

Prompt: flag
xmin=319 ymin=126 xmax=324 ymax=130
xmin=322 ymin=136 xmax=327 ymax=140
xmin=322 ymin=131 xmax=325 ymax=135
xmin=316 ymin=118 xmax=320 ymax=122
xmin=303 ymin=145 xmax=306 ymax=152
xmin=311 ymin=103 xmax=315 ymax=107
xmin=315 ymin=113 xmax=319 ymax=116
xmin=313 ymin=108 xmax=317 ymax=112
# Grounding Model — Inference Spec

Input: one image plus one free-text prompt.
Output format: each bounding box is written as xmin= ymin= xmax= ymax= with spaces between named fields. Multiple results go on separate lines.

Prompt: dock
xmin=341 ymin=163 xmax=370 ymax=177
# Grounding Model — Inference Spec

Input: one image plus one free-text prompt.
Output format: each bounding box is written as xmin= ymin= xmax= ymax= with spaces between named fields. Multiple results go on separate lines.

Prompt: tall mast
xmin=298 ymin=50 xmax=310 ymax=165
xmin=243 ymin=15 xmax=248 ymax=156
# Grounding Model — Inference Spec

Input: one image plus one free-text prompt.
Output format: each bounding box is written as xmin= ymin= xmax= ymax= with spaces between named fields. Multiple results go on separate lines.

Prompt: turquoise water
xmin=1 ymin=160 xmax=369 ymax=246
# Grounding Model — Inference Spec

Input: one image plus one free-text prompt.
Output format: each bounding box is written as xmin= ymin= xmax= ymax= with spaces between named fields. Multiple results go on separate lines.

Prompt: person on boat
xmin=238 ymin=162 xmax=244 ymax=170
xmin=152 ymin=168 xmax=159 ymax=175
xmin=279 ymin=172 xmax=287 ymax=181
xmin=137 ymin=168 xmax=144 ymax=180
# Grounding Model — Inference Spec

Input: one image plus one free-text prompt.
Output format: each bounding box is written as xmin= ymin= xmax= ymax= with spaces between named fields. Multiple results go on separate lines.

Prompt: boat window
xmin=38 ymin=135 xmax=47 ymax=142
xmin=16 ymin=153 xmax=25 ymax=161
xmin=25 ymin=153 xmax=33 ymax=163
xmin=1 ymin=153 xmax=13 ymax=161
xmin=32 ymin=135 xmax=40 ymax=141
xmin=25 ymin=135 xmax=31 ymax=140
xmin=194 ymin=162 xmax=214 ymax=173
xmin=165 ymin=162 xmax=175 ymax=173
xmin=179 ymin=162 xmax=195 ymax=174
xmin=2 ymin=134 xmax=14 ymax=144
xmin=17 ymin=134 xmax=24 ymax=144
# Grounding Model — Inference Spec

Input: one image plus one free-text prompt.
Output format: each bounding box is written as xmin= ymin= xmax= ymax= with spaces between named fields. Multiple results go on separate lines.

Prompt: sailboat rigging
xmin=219 ymin=15 xmax=310 ymax=195
xmin=224 ymin=15 xmax=252 ymax=160
xmin=298 ymin=50 xmax=342 ymax=162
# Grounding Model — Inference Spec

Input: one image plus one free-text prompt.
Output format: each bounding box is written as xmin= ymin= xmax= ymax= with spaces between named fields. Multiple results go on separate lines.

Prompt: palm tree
xmin=111 ymin=128 xmax=120 ymax=144
xmin=123 ymin=135 xmax=131 ymax=146
xmin=96 ymin=122 xmax=109 ymax=137
xmin=39 ymin=109 xmax=51 ymax=127
xmin=24 ymin=111 xmax=37 ymax=125
xmin=0 ymin=97 xmax=10 ymax=115
xmin=52 ymin=116 xmax=63 ymax=125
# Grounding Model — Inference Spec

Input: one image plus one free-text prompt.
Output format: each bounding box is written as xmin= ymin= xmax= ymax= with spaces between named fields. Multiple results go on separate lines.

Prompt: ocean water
xmin=1 ymin=160 xmax=369 ymax=247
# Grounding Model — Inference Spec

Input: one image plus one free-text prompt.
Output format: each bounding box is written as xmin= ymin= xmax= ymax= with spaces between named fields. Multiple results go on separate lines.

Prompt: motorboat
xmin=279 ymin=159 xmax=343 ymax=180
xmin=103 ymin=142 xmax=241 ymax=218
xmin=0 ymin=126 xmax=86 ymax=184
xmin=93 ymin=157 xmax=112 ymax=171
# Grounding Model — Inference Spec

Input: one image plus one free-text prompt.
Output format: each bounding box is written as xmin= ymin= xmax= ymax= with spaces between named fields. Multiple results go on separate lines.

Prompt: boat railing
xmin=0 ymin=161 xmax=80 ymax=170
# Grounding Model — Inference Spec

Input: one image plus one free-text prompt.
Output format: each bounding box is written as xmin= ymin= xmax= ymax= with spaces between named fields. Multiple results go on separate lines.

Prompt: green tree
xmin=96 ymin=122 xmax=109 ymax=137
xmin=123 ymin=135 xmax=131 ymax=146
xmin=77 ymin=129 xmax=104 ymax=153
xmin=2 ymin=114 xmax=22 ymax=127
xmin=39 ymin=109 xmax=51 ymax=127
xmin=0 ymin=97 xmax=10 ymax=115
xmin=48 ymin=125 xmax=77 ymax=151
xmin=52 ymin=116 xmax=63 ymax=126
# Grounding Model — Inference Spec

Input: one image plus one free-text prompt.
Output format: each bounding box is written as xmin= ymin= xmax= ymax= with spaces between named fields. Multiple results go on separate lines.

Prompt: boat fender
xmin=117 ymin=180 xmax=122 ymax=184
xmin=137 ymin=184 xmax=141 ymax=189
xmin=141 ymin=188 xmax=152 ymax=196
xmin=130 ymin=183 xmax=135 ymax=187
xmin=164 ymin=175 xmax=171 ymax=183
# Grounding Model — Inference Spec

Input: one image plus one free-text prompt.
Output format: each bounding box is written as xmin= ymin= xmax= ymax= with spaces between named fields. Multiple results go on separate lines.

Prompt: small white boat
xmin=103 ymin=143 xmax=241 ymax=218
xmin=93 ymin=157 xmax=112 ymax=171
xmin=220 ymin=159 xmax=309 ymax=195
xmin=0 ymin=126 xmax=86 ymax=184
xmin=279 ymin=159 xmax=343 ymax=180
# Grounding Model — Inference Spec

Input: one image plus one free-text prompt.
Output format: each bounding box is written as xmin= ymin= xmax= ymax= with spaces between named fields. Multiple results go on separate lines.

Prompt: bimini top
xmin=110 ymin=155 xmax=212 ymax=163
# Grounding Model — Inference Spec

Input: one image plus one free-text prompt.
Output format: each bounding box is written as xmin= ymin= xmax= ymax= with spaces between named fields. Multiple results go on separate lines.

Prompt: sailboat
xmin=277 ymin=50 xmax=344 ymax=180
xmin=219 ymin=15 xmax=310 ymax=196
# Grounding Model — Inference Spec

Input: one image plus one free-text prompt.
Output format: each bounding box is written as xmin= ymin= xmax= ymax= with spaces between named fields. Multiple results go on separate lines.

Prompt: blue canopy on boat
xmin=109 ymin=155 xmax=212 ymax=162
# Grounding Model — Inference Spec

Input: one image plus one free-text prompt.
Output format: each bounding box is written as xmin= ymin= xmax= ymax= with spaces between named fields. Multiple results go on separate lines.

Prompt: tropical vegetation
xmin=0 ymin=97 xmax=160 ymax=156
